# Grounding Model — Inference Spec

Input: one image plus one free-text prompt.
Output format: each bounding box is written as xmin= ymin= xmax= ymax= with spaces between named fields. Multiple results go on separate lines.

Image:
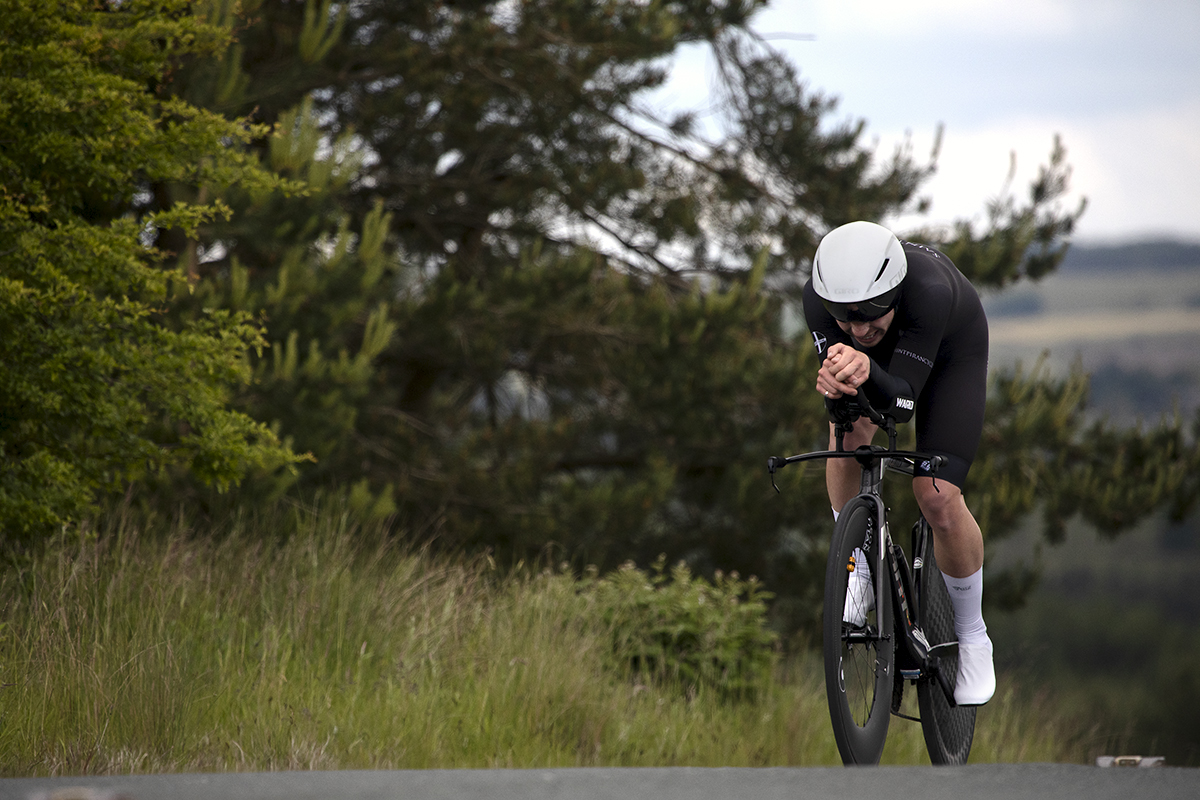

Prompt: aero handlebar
xmin=767 ymin=391 xmax=943 ymax=493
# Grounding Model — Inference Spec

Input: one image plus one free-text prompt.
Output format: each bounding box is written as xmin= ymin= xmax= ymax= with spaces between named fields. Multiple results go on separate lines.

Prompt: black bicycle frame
xmin=767 ymin=399 xmax=958 ymax=707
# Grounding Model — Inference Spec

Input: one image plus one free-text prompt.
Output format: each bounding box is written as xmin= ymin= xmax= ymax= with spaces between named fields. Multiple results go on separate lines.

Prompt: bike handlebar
xmin=766 ymin=448 xmax=944 ymax=477
xmin=766 ymin=394 xmax=944 ymax=492
xmin=825 ymin=389 xmax=888 ymax=429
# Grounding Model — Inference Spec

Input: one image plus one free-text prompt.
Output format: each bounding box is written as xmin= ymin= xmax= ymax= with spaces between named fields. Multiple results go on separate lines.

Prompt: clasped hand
xmin=817 ymin=343 xmax=869 ymax=399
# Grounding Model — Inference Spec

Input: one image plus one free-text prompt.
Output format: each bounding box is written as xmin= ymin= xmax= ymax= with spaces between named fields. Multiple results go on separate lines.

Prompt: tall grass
xmin=0 ymin=502 xmax=1092 ymax=776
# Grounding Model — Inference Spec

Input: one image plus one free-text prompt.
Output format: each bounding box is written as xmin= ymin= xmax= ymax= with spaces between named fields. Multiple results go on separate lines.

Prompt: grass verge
xmin=0 ymin=501 xmax=1092 ymax=775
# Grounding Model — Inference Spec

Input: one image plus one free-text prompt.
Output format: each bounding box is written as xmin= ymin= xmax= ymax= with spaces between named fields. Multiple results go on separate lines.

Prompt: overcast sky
xmin=657 ymin=0 xmax=1200 ymax=244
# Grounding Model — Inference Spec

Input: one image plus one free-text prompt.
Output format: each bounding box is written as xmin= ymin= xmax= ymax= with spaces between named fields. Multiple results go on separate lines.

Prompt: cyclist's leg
xmin=910 ymin=323 xmax=987 ymax=579
xmin=913 ymin=468 xmax=993 ymax=703
xmin=914 ymin=474 xmax=993 ymax=704
xmin=910 ymin=326 xmax=993 ymax=705
xmin=913 ymin=477 xmax=982 ymax=578
xmin=826 ymin=420 xmax=880 ymax=514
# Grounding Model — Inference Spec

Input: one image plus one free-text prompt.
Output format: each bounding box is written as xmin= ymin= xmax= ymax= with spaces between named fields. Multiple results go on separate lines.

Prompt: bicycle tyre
xmin=824 ymin=497 xmax=894 ymax=765
xmin=916 ymin=525 xmax=976 ymax=765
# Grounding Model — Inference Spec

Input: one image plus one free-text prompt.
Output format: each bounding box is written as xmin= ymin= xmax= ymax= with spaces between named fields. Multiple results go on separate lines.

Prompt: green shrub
xmin=587 ymin=556 xmax=778 ymax=699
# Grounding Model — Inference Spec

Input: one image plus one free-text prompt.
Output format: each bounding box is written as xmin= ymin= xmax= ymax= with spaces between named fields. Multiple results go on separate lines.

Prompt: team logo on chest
xmin=812 ymin=331 xmax=827 ymax=353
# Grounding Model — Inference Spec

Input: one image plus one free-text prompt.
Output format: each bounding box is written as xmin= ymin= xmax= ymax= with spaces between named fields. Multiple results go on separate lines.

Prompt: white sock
xmin=832 ymin=506 xmax=840 ymax=522
xmin=940 ymin=567 xmax=989 ymax=646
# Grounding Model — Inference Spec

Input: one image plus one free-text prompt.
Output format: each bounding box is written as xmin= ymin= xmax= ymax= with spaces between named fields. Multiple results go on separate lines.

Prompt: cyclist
xmin=802 ymin=220 xmax=995 ymax=706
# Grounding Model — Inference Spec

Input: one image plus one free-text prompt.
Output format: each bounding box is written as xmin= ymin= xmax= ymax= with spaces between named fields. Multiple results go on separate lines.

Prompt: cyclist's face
xmin=837 ymin=309 xmax=894 ymax=348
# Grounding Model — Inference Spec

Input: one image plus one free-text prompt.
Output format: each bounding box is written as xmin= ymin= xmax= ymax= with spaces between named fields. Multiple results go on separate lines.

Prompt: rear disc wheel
xmin=916 ymin=523 xmax=976 ymax=765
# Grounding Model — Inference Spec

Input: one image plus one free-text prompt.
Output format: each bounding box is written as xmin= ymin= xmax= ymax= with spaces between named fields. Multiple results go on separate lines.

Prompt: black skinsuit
xmin=802 ymin=242 xmax=989 ymax=488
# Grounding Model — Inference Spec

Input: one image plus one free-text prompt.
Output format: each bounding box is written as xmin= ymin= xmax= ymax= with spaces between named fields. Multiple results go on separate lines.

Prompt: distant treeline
xmin=1061 ymin=239 xmax=1200 ymax=272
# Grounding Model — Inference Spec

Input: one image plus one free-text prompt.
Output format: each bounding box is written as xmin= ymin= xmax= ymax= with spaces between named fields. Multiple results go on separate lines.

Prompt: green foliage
xmin=0 ymin=506 xmax=1094 ymax=774
xmin=587 ymin=556 xmax=778 ymax=698
xmin=0 ymin=0 xmax=300 ymax=540
xmin=929 ymin=135 xmax=1085 ymax=289
xmin=974 ymin=359 xmax=1199 ymax=543
xmin=131 ymin=0 xmax=1198 ymax=624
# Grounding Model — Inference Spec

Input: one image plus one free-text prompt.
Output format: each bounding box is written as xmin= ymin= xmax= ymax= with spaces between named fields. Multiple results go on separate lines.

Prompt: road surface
xmin=3 ymin=764 xmax=1199 ymax=800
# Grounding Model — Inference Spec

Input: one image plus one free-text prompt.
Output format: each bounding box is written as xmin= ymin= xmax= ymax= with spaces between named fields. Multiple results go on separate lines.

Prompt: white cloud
xmin=1064 ymin=104 xmax=1200 ymax=240
xmin=877 ymin=122 xmax=1076 ymax=235
xmin=758 ymin=0 xmax=1200 ymax=241
xmin=800 ymin=0 xmax=1080 ymax=39
xmin=877 ymin=101 xmax=1200 ymax=242
xmin=649 ymin=0 xmax=1200 ymax=242
xmin=760 ymin=0 xmax=1161 ymax=43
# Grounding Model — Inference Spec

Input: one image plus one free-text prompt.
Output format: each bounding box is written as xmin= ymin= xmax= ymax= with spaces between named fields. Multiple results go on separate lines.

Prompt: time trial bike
xmin=768 ymin=393 xmax=976 ymax=765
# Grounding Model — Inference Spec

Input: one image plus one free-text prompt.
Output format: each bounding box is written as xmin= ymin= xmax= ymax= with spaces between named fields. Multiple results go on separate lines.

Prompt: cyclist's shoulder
xmin=900 ymin=240 xmax=953 ymax=263
xmin=900 ymin=242 xmax=962 ymax=284
xmin=899 ymin=243 xmax=980 ymax=312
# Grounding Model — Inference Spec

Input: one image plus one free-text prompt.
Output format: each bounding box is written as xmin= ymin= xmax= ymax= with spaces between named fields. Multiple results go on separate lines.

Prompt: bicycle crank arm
xmin=930 ymin=656 xmax=959 ymax=708
xmin=928 ymin=641 xmax=959 ymax=658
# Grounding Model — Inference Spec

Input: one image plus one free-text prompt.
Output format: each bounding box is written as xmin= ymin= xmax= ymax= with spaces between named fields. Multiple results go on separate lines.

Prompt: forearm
xmin=865 ymin=360 xmax=917 ymax=422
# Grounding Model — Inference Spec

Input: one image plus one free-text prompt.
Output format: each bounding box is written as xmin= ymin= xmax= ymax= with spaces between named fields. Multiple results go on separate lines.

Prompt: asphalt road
xmin=3 ymin=764 xmax=1199 ymax=800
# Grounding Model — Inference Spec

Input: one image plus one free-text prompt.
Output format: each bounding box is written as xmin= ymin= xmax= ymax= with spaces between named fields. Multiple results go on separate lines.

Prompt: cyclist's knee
xmin=913 ymin=477 xmax=962 ymax=530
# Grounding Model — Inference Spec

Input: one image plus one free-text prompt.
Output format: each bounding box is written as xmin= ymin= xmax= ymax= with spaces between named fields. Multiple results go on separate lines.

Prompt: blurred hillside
xmin=1059 ymin=240 xmax=1200 ymax=273
xmin=983 ymin=238 xmax=1200 ymax=765
xmin=981 ymin=239 xmax=1200 ymax=421
xmin=988 ymin=512 xmax=1200 ymax=765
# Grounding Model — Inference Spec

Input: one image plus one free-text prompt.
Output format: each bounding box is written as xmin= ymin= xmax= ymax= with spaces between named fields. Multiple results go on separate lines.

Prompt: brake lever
xmin=767 ymin=456 xmax=786 ymax=494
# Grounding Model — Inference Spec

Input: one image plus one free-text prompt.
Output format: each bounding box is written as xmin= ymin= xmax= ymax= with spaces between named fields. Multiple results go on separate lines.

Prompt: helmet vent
xmin=873 ymin=258 xmax=890 ymax=283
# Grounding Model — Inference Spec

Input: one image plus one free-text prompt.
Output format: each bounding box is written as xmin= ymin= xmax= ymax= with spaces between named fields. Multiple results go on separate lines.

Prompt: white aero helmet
xmin=812 ymin=221 xmax=907 ymax=322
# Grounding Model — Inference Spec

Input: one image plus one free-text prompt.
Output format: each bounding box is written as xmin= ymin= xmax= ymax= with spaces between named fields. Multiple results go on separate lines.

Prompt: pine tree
xmin=154 ymin=0 xmax=1198 ymax=623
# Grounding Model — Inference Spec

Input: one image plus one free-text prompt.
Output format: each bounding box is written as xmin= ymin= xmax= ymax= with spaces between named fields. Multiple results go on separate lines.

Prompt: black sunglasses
xmin=820 ymin=284 xmax=901 ymax=323
xmin=821 ymin=299 xmax=894 ymax=323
